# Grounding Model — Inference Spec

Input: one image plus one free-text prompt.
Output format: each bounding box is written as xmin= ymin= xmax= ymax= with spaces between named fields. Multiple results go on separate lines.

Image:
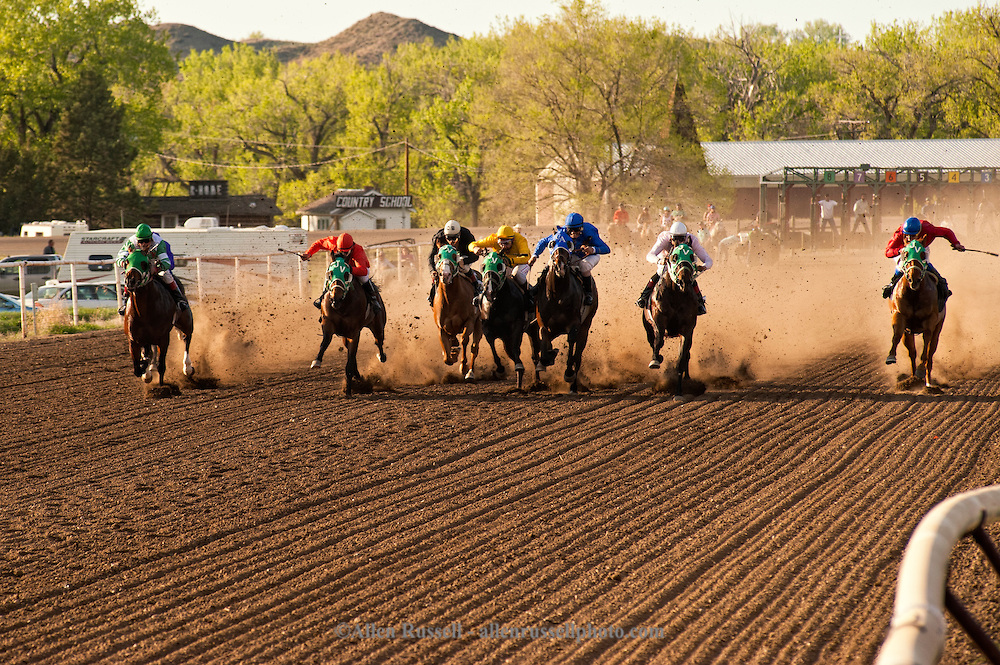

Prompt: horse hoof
xmin=378 ymin=352 xmax=387 ymax=363
xmin=464 ymin=370 xmax=475 ymax=381
xmin=648 ymin=360 xmax=661 ymax=369
xmin=534 ymin=363 xmax=545 ymax=373
xmin=514 ymin=362 xmax=524 ymax=372
xmin=885 ymin=356 xmax=896 ymax=365
xmin=564 ymin=371 xmax=576 ymax=383
xmin=310 ymin=360 xmax=322 ymax=369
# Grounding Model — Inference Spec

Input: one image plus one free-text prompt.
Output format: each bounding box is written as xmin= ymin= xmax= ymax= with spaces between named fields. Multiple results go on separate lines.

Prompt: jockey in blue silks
xmin=528 ymin=212 xmax=610 ymax=305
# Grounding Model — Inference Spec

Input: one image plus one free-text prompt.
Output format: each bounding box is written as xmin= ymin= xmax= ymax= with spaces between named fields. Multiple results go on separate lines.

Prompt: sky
xmin=137 ymin=0 xmax=985 ymax=45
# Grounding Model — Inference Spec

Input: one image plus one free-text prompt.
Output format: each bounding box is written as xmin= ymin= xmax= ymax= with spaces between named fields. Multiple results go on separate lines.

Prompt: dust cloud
xmin=177 ymin=234 xmax=1000 ymax=391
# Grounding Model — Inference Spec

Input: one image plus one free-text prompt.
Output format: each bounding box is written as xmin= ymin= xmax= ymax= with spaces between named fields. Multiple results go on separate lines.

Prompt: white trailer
xmin=57 ymin=226 xmax=309 ymax=298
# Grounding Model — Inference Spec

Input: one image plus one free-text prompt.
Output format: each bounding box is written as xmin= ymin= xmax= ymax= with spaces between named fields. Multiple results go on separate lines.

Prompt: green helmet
xmin=136 ymin=223 xmax=153 ymax=240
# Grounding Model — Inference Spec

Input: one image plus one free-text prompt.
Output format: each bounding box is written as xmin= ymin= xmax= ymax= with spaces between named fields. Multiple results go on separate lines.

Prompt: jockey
xmin=529 ymin=212 xmax=610 ymax=306
xmin=428 ymin=219 xmax=480 ymax=304
xmin=636 ymin=221 xmax=711 ymax=314
xmin=301 ymin=232 xmax=382 ymax=314
xmin=115 ymin=223 xmax=188 ymax=314
xmin=883 ymin=216 xmax=965 ymax=308
xmin=469 ymin=224 xmax=532 ymax=304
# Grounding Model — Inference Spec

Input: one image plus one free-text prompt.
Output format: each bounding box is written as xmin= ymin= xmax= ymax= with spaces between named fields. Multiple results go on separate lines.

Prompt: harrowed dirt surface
xmin=3 ymin=237 xmax=1000 ymax=664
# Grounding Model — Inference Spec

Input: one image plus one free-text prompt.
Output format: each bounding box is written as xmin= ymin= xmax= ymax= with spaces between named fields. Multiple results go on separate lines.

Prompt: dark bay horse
xmin=478 ymin=250 xmax=527 ymax=390
xmin=643 ymin=244 xmax=699 ymax=398
xmin=886 ymin=240 xmax=946 ymax=390
xmin=123 ymin=250 xmax=194 ymax=385
xmin=310 ymin=256 xmax=387 ymax=396
xmin=432 ymin=244 xmax=481 ymax=380
xmin=529 ymin=238 xmax=597 ymax=393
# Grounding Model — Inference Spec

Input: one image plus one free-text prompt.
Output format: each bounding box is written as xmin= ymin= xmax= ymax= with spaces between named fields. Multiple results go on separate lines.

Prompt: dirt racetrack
xmin=3 ymin=236 xmax=1000 ymax=664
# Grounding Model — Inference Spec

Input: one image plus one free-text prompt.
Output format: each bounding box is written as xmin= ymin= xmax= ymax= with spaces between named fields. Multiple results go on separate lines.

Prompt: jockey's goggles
xmin=498 ymin=237 xmax=513 ymax=245
xmin=567 ymin=228 xmax=583 ymax=236
xmin=445 ymin=234 xmax=460 ymax=243
xmin=671 ymin=235 xmax=687 ymax=243
xmin=137 ymin=237 xmax=153 ymax=246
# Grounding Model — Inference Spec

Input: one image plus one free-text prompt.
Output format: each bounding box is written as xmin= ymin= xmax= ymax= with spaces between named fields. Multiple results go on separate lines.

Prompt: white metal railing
xmin=876 ymin=486 xmax=1000 ymax=665
xmin=6 ymin=254 xmax=306 ymax=338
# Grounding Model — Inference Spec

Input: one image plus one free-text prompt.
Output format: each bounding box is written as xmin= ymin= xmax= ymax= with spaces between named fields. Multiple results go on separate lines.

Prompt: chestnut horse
xmin=529 ymin=237 xmax=597 ymax=393
xmin=123 ymin=250 xmax=194 ymax=385
xmin=310 ymin=256 xmax=387 ymax=396
xmin=432 ymin=244 xmax=481 ymax=380
xmin=643 ymin=244 xmax=699 ymax=397
xmin=478 ymin=250 xmax=527 ymax=390
xmin=886 ymin=240 xmax=946 ymax=390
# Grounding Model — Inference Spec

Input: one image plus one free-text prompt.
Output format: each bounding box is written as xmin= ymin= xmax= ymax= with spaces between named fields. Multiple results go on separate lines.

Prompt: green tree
xmin=936 ymin=6 xmax=1000 ymax=137
xmin=491 ymin=0 xmax=691 ymax=221
xmin=47 ymin=69 xmax=141 ymax=223
xmin=0 ymin=0 xmax=173 ymax=229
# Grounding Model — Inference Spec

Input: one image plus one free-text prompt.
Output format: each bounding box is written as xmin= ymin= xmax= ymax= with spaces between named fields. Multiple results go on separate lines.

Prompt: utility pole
xmin=404 ymin=139 xmax=410 ymax=196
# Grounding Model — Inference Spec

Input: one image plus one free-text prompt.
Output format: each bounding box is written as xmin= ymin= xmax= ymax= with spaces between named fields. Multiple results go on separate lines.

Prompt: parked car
xmin=0 ymin=254 xmax=61 ymax=295
xmin=0 ymin=292 xmax=34 ymax=312
xmin=22 ymin=282 xmax=120 ymax=309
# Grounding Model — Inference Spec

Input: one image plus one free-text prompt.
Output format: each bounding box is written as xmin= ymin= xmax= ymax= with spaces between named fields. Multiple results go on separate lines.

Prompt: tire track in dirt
xmin=4 ymin=333 xmax=1000 ymax=664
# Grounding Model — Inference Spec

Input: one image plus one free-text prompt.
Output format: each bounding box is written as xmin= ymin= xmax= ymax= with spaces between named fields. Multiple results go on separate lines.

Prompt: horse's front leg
xmin=903 ymin=333 xmax=919 ymax=378
xmin=344 ymin=334 xmax=361 ymax=396
xmin=676 ymin=333 xmax=693 ymax=398
xmin=466 ymin=320 xmax=481 ymax=381
xmin=886 ymin=321 xmax=904 ymax=365
xmin=157 ymin=342 xmax=169 ymax=386
xmin=142 ymin=344 xmax=157 ymax=383
xmin=311 ymin=326 xmax=334 ymax=369
xmin=502 ymin=328 xmax=525 ymax=389
xmin=564 ymin=324 xmax=580 ymax=384
xmin=130 ymin=340 xmax=145 ymax=377
xmin=439 ymin=326 xmax=456 ymax=365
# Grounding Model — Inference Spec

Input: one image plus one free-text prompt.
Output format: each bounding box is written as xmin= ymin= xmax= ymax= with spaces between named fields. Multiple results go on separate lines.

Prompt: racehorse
xmin=643 ymin=244 xmax=699 ymax=398
xmin=432 ymin=244 xmax=481 ymax=380
xmin=886 ymin=240 xmax=945 ymax=390
xmin=529 ymin=236 xmax=597 ymax=393
xmin=478 ymin=250 xmax=527 ymax=390
xmin=310 ymin=256 xmax=387 ymax=396
xmin=122 ymin=250 xmax=194 ymax=385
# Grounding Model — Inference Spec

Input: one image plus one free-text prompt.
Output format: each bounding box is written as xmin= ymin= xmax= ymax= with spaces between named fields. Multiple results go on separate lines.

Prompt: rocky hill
xmin=152 ymin=12 xmax=459 ymax=65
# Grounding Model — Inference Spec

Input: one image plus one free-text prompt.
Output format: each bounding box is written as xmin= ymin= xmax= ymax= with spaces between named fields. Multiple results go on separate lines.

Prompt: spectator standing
xmin=43 ymin=239 xmax=56 ymax=255
xmin=852 ymin=196 xmax=871 ymax=234
xmin=817 ymin=194 xmax=839 ymax=243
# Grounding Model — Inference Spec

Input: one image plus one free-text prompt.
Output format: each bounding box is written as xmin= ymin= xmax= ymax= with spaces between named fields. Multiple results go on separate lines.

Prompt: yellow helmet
xmin=497 ymin=225 xmax=516 ymax=239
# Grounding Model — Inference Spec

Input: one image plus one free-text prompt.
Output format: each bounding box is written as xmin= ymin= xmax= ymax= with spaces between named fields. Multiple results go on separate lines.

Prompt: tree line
xmin=3 ymin=0 xmax=1000 ymax=235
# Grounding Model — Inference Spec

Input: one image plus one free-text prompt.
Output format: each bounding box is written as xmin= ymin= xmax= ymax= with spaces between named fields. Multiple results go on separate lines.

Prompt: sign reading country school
xmin=335 ymin=194 xmax=413 ymax=209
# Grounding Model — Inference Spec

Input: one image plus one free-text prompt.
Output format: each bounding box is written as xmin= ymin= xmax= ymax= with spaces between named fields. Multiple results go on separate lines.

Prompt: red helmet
xmin=336 ymin=233 xmax=354 ymax=253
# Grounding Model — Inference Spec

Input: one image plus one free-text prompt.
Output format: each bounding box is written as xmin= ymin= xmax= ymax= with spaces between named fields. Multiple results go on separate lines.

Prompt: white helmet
xmin=444 ymin=220 xmax=461 ymax=237
xmin=669 ymin=221 xmax=688 ymax=236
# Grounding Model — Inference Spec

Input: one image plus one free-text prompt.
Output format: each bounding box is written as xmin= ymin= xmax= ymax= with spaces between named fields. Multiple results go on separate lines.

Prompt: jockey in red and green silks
xmin=115 ymin=223 xmax=188 ymax=313
xmin=882 ymin=216 xmax=965 ymax=308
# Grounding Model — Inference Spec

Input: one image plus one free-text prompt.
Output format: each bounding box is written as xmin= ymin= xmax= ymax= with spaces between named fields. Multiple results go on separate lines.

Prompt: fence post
xmin=18 ymin=263 xmax=27 ymax=338
xmin=196 ymin=258 xmax=203 ymax=302
xmin=69 ymin=264 xmax=78 ymax=326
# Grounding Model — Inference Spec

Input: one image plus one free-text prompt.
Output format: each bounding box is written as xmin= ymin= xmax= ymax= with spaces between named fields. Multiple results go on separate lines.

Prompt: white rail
xmin=876 ymin=485 xmax=1000 ymax=665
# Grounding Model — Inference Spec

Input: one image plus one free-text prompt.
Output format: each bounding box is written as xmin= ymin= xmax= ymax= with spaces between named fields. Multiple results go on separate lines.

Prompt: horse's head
xmin=547 ymin=235 xmax=574 ymax=278
xmin=123 ymin=250 xmax=154 ymax=292
xmin=436 ymin=244 xmax=460 ymax=285
xmin=482 ymin=250 xmax=508 ymax=304
xmin=325 ymin=256 xmax=353 ymax=305
xmin=667 ymin=244 xmax=697 ymax=289
xmin=900 ymin=239 xmax=927 ymax=289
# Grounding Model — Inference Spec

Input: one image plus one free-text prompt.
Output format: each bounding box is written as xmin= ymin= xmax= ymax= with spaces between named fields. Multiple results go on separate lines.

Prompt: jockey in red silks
xmin=301 ymin=233 xmax=382 ymax=313
xmin=882 ymin=216 xmax=965 ymax=309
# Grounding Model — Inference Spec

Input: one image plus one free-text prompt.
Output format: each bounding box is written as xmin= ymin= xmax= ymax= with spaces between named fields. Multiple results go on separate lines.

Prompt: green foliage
xmin=0 ymin=0 xmax=173 ymax=231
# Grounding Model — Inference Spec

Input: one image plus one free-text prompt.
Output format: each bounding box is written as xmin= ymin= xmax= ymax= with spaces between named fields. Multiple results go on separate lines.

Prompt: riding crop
xmin=278 ymin=247 xmax=306 ymax=259
xmin=959 ymin=247 xmax=1000 ymax=257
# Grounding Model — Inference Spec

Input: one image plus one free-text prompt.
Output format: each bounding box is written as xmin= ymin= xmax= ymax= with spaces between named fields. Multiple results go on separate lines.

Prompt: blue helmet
xmin=564 ymin=212 xmax=584 ymax=229
xmin=903 ymin=217 xmax=921 ymax=235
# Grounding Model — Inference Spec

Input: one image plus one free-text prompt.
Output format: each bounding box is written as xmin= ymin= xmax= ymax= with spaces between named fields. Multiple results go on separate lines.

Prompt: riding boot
xmin=580 ymin=275 xmax=594 ymax=306
xmin=314 ymin=288 xmax=327 ymax=309
xmin=168 ymin=283 xmax=189 ymax=311
xmin=694 ymin=281 xmax=707 ymax=315
xmin=428 ymin=279 xmax=436 ymax=306
xmin=118 ymin=291 xmax=129 ymax=316
xmin=934 ymin=271 xmax=951 ymax=311
xmin=635 ymin=273 xmax=659 ymax=308
xmin=523 ymin=282 xmax=534 ymax=311
xmin=363 ymin=280 xmax=382 ymax=314
xmin=882 ymin=272 xmax=902 ymax=299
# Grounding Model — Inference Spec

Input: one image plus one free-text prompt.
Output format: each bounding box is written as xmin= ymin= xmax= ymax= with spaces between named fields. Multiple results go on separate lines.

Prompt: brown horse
xmin=886 ymin=243 xmax=945 ymax=390
xmin=643 ymin=244 xmax=699 ymax=398
xmin=529 ymin=238 xmax=597 ymax=393
xmin=432 ymin=245 xmax=481 ymax=380
xmin=310 ymin=257 xmax=387 ymax=396
xmin=123 ymin=250 xmax=194 ymax=385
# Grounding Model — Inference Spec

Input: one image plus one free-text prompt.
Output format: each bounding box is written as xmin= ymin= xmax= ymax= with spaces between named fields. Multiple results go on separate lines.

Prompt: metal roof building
xmin=700 ymin=139 xmax=1000 ymax=244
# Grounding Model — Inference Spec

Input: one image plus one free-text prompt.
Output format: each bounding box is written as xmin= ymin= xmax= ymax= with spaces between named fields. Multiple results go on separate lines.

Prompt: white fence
xmin=876 ymin=485 xmax=1000 ymax=665
xmin=7 ymin=255 xmax=309 ymax=338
